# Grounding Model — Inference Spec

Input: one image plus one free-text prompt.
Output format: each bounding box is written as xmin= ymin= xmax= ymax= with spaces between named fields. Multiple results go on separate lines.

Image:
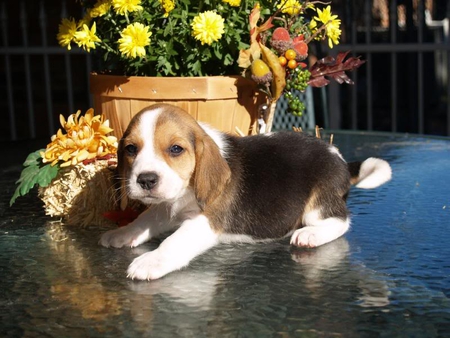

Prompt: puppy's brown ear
xmin=194 ymin=134 xmax=231 ymax=210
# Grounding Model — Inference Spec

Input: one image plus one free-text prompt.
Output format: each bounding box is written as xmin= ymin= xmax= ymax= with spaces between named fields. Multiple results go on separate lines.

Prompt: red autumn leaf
xmin=103 ymin=207 xmax=141 ymax=227
xmin=308 ymin=51 xmax=366 ymax=88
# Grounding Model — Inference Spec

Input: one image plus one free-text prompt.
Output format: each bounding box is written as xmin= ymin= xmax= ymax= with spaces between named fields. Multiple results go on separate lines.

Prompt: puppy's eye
xmin=125 ymin=144 xmax=138 ymax=156
xmin=169 ymin=145 xmax=184 ymax=156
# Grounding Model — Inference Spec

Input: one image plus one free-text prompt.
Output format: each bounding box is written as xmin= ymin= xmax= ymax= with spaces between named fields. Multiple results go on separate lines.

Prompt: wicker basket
xmin=90 ymin=74 xmax=268 ymax=138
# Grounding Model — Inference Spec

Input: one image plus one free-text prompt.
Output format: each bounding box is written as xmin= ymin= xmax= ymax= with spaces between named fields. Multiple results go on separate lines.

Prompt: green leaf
xmin=213 ymin=45 xmax=223 ymax=59
xmin=10 ymin=188 xmax=21 ymax=208
xmin=17 ymin=165 xmax=40 ymax=195
xmin=190 ymin=60 xmax=202 ymax=75
xmin=185 ymin=53 xmax=196 ymax=63
xmin=10 ymin=150 xmax=60 ymax=206
xmin=35 ymin=164 xmax=60 ymax=188
xmin=23 ymin=149 xmax=43 ymax=167
xmin=10 ymin=166 xmax=39 ymax=206
xmin=223 ymin=53 xmax=234 ymax=66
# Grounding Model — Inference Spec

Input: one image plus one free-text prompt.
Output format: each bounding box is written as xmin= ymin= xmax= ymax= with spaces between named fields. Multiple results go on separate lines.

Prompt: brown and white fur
xmin=99 ymin=104 xmax=392 ymax=280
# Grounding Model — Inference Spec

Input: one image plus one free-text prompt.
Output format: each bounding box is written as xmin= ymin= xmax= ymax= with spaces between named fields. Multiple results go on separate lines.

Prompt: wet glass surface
xmin=1 ymin=132 xmax=450 ymax=337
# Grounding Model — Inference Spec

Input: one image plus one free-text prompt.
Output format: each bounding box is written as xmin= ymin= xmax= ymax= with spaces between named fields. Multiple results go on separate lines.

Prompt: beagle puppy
xmin=99 ymin=104 xmax=391 ymax=280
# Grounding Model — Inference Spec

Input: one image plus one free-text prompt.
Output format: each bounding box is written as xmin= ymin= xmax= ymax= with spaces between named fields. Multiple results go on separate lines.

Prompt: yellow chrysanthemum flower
xmin=57 ymin=18 xmax=78 ymax=50
xmin=191 ymin=11 xmax=225 ymax=46
xmin=222 ymin=0 xmax=241 ymax=7
xmin=118 ymin=23 xmax=151 ymax=58
xmin=313 ymin=5 xmax=342 ymax=48
xmin=159 ymin=0 xmax=175 ymax=17
xmin=325 ymin=22 xmax=341 ymax=48
xmin=74 ymin=22 xmax=101 ymax=52
xmin=90 ymin=0 xmax=111 ymax=18
xmin=277 ymin=0 xmax=302 ymax=16
xmin=112 ymin=0 xmax=143 ymax=15
xmin=41 ymin=109 xmax=118 ymax=168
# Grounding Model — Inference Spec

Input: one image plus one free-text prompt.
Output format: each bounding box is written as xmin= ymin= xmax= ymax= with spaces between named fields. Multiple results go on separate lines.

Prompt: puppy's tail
xmin=348 ymin=158 xmax=392 ymax=189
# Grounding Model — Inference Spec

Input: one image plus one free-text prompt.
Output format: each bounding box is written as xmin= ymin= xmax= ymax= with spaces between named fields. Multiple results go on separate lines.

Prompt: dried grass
xmin=39 ymin=159 xmax=118 ymax=227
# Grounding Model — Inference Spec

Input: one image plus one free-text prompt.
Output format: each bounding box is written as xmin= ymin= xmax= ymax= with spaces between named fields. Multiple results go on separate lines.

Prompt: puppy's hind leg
xmin=290 ymin=209 xmax=350 ymax=248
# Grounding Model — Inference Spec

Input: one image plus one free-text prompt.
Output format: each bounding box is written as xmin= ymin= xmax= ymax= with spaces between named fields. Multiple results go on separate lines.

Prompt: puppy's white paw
xmin=127 ymin=250 xmax=173 ymax=280
xmin=290 ymin=228 xmax=319 ymax=248
xmin=99 ymin=227 xmax=150 ymax=248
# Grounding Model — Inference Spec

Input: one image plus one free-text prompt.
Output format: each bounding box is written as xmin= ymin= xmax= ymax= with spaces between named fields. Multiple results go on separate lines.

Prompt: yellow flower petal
xmin=61 ymin=150 xmax=72 ymax=161
xmin=118 ymin=23 xmax=151 ymax=59
xmin=277 ymin=0 xmax=301 ymax=16
xmin=76 ymin=149 xmax=90 ymax=162
xmin=74 ymin=23 xmax=101 ymax=52
xmin=57 ymin=18 xmax=78 ymax=50
xmin=112 ymin=0 xmax=143 ymax=15
xmin=191 ymin=11 xmax=225 ymax=46
xmin=43 ymin=108 xmax=117 ymax=167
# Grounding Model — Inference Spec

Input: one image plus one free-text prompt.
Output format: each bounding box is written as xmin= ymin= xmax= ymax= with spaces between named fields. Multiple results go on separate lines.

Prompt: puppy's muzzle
xmin=137 ymin=171 xmax=159 ymax=190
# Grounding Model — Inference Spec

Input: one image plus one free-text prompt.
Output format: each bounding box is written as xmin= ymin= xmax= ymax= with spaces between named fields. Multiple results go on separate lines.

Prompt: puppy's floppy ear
xmin=194 ymin=134 xmax=231 ymax=210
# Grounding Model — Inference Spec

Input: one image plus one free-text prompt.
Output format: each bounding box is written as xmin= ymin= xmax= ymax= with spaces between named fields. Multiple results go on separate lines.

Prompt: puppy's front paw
xmin=290 ymin=228 xmax=318 ymax=248
xmin=127 ymin=250 xmax=175 ymax=280
xmin=99 ymin=226 xmax=150 ymax=248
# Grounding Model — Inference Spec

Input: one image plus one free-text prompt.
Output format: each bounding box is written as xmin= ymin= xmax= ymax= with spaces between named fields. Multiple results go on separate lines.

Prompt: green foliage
xmin=10 ymin=150 xmax=60 ymax=206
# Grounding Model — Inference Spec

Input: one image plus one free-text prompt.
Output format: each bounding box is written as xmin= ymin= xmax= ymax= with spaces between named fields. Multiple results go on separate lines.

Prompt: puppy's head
xmin=117 ymin=104 xmax=230 ymax=208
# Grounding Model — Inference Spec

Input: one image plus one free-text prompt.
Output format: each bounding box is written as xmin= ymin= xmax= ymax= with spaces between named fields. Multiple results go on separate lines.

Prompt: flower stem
xmin=305 ymin=20 xmax=330 ymax=44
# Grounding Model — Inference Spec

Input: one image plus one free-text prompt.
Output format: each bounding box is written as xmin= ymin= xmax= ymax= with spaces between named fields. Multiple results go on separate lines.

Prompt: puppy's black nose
xmin=137 ymin=172 xmax=159 ymax=190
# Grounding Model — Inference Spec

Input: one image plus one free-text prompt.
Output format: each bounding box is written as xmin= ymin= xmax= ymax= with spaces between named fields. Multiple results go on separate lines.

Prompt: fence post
xmin=20 ymin=0 xmax=36 ymax=138
xmin=1 ymin=0 xmax=17 ymax=140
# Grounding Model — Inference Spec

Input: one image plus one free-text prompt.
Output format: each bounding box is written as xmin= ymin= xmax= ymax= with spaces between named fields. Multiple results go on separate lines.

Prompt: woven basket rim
xmin=90 ymin=73 xmax=258 ymax=100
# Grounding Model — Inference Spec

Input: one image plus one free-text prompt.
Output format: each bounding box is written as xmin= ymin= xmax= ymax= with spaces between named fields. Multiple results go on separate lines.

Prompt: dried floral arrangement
xmin=9 ymin=109 xmax=139 ymax=227
xmin=237 ymin=3 xmax=365 ymax=115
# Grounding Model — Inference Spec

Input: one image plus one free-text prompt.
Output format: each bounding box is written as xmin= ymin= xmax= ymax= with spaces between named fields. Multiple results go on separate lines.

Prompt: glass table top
xmin=1 ymin=131 xmax=449 ymax=337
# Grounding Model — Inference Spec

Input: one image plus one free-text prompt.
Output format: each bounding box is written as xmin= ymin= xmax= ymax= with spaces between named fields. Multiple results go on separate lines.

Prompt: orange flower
xmin=41 ymin=109 xmax=118 ymax=167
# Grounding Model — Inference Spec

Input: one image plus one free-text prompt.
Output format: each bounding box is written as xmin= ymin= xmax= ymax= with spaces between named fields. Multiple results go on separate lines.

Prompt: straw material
xmin=39 ymin=158 xmax=118 ymax=227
